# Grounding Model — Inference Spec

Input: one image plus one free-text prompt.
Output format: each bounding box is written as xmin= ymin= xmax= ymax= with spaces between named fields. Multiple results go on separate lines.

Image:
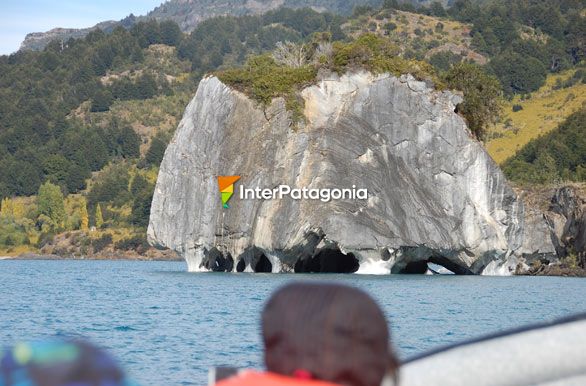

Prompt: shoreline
xmin=0 ymin=252 xmax=182 ymax=262
xmin=2 ymin=254 xmax=586 ymax=277
xmin=1 ymin=257 xmax=183 ymax=262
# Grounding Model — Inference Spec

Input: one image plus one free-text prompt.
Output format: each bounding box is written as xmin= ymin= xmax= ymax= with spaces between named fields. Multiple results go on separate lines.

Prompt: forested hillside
xmin=377 ymin=0 xmax=585 ymax=180
xmin=0 ymin=8 xmax=347 ymax=255
xmin=0 ymin=8 xmax=345 ymax=198
xmin=0 ymin=0 xmax=584 ymax=256
xmin=503 ymin=109 xmax=586 ymax=184
xmin=487 ymin=69 xmax=585 ymax=163
xmin=20 ymin=0 xmax=378 ymax=51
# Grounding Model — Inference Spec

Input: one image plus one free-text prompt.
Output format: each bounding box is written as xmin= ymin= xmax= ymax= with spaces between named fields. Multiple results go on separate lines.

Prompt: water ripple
xmin=1 ymin=261 xmax=585 ymax=385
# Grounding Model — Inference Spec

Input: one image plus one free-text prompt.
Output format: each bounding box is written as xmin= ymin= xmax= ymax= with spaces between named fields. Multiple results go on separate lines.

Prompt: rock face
xmin=148 ymin=72 xmax=556 ymax=275
xmin=547 ymin=187 xmax=586 ymax=263
xmin=20 ymin=22 xmax=119 ymax=52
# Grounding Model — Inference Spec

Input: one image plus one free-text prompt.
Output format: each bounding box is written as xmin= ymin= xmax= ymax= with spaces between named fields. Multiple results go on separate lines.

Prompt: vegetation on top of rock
xmin=217 ymin=54 xmax=317 ymax=120
xmin=217 ymin=33 xmax=442 ymax=122
xmin=217 ymin=33 xmax=506 ymax=139
xmin=443 ymin=63 xmax=503 ymax=140
xmin=330 ymin=33 xmax=439 ymax=82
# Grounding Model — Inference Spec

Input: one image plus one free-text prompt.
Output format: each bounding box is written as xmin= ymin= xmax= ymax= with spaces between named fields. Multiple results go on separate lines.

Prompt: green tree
xmin=91 ymin=90 xmax=113 ymax=112
xmin=77 ymin=131 xmax=109 ymax=172
xmin=37 ymin=181 xmax=66 ymax=231
xmin=145 ymin=132 xmax=170 ymax=166
xmin=130 ymin=174 xmax=150 ymax=196
xmin=136 ymin=73 xmax=157 ymax=100
xmin=384 ymin=22 xmax=397 ymax=33
xmin=130 ymin=187 xmax=154 ymax=227
xmin=80 ymin=201 xmax=89 ymax=231
xmin=429 ymin=51 xmax=461 ymax=72
xmin=490 ymin=52 xmax=547 ymax=95
xmin=444 ymin=63 xmax=503 ymax=140
xmin=65 ymin=163 xmax=90 ymax=193
xmin=429 ymin=2 xmax=447 ymax=17
xmin=131 ymin=20 xmax=161 ymax=48
xmin=0 ymin=158 xmax=42 ymax=196
xmin=87 ymin=163 xmax=131 ymax=207
xmin=471 ymin=32 xmax=488 ymax=54
xmin=95 ymin=204 xmax=104 ymax=229
xmin=118 ymin=127 xmax=141 ymax=159
xmin=160 ymin=21 xmax=182 ymax=46
xmin=533 ymin=153 xmax=558 ymax=183
xmin=42 ymin=154 xmax=70 ymax=188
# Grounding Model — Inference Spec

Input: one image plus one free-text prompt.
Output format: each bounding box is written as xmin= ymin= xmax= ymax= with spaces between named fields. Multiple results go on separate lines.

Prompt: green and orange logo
xmin=217 ymin=176 xmax=240 ymax=208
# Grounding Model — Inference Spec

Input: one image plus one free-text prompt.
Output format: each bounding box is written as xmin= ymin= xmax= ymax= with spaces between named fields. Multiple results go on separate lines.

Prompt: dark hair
xmin=262 ymin=282 xmax=398 ymax=386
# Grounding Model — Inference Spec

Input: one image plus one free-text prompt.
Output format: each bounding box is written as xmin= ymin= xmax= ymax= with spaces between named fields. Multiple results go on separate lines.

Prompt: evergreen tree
xmin=130 ymin=174 xmax=150 ymax=196
xmin=429 ymin=2 xmax=447 ymax=17
xmin=130 ymin=188 xmax=153 ymax=227
xmin=66 ymin=163 xmax=90 ymax=193
xmin=95 ymin=204 xmax=104 ymax=229
xmin=42 ymin=154 xmax=70 ymax=188
xmin=490 ymin=52 xmax=547 ymax=95
xmin=80 ymin=201 xmax=89 ymax=231
xmin=145 ymin=132 xmax=170 ymax=166
xmin=429 ymin=51 xmax=461 ymax=72
xmin=160 ymin=21 xmax=183 ymax=46
xmin=118 ymin=127 xmax=141 ymax=159
xmin=136 ymin=73 xmax=157 ymax=99
xmin=87 ymin=163 xmax=131 ymax=207
xmin=90 ymin=90 xmax=113 ymax=112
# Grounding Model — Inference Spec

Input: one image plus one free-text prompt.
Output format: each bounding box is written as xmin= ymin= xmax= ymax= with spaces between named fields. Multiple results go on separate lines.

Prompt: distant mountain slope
xmin=144 ymin=0 xmax=379 ymax=31
xmin=19 ymin=0 xmax=382 ymax=52
xmin=20 ymin=21 xmax=120 ymax=51
xmin=344 ymin=8 xmax=487 ymax=65
xmin=147 ymin=0 xmax=459 ymax=31
xmin=18 ymin=0 xmax=458 ymax=52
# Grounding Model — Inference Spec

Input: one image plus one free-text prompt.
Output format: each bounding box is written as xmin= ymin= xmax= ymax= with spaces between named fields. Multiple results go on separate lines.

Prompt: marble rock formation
xmin=148 ymin=72 xmax=556 ymax=275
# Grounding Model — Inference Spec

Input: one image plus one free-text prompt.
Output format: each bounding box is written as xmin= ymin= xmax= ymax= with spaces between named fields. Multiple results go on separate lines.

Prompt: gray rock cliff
xmin=547 ymin=187 xmax=586 ymax=262
xmin=148 ymin=72 xmax=556 ymax=275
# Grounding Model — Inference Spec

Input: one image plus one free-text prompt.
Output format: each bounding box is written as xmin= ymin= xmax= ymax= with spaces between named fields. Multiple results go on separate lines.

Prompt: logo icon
xmin=217 ymin=176 xmax=241 ymax=208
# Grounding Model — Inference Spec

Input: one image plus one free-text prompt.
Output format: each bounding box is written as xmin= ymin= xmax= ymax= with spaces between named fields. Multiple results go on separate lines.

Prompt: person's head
xmin=0 ymin=339 xmax=138 ymax=386
xmin=262 ymin=282 xmax=398 ymax=386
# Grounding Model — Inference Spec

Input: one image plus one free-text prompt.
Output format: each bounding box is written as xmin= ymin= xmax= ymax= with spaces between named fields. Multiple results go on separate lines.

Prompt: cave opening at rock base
xmin=294 ymin=248 xmax=360 ymax=273
xmin=254 ymin=254 xmax=272 ymax=273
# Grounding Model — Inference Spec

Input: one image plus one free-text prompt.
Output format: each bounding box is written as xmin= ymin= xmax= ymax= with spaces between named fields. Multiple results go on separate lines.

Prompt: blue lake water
xmin=1 ymin=260 xmax=586 ymax=385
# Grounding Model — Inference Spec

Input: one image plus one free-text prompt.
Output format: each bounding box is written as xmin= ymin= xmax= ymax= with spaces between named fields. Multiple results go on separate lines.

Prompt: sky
xmin=0 ymin=0 xmax=166 ymax=55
